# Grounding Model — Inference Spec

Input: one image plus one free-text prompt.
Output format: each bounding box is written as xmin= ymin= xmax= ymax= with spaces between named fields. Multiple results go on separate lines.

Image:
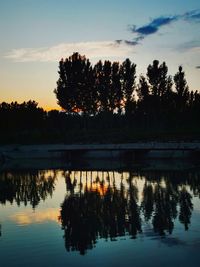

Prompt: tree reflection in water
xmin=0 ymin=170 xmax=57 ymax=208
xmin=60 ymin=170 xmax=196 ymax=255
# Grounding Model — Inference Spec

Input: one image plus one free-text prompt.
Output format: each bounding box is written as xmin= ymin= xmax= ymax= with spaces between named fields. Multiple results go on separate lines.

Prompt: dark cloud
xmin=151 ymin=16 xmax=178 ymax=27
xmin=128 ymin=9 xmax=200 ymax=45
xmin=115 ymin=40 xmax=123 ymax=45
xmin=124 ymin=40 xmax=139 ymax=46
xmin=115 ymin=39 xmax=141 ymax=46
xmin=136 ymin=25 xmax=158 ymax=35
xmin=130 ymin=15 xmax=178 ymax=37
xmin=116 ymin=9 xmax=200 ymax=48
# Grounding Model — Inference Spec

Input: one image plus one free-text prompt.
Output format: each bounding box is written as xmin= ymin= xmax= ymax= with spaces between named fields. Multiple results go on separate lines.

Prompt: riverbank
xmin=1 ymin=142 xmax=200 ymax=161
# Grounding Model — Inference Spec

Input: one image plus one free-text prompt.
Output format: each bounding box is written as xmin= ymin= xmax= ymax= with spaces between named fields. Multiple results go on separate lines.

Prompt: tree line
xmin=0 ymin=52 xmax=200 ymax=143
xmin=0 ymin=100 xmax=44 ymax=131
xmin=54 ymin=52 xmax=200 ymax=119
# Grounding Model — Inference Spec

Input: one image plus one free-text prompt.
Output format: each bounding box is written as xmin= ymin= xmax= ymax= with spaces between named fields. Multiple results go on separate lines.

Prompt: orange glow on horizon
xmin=86 ymin=183 xmax=108 ymax=196
xmin=43 ymin=105 xmax=61 ymax=111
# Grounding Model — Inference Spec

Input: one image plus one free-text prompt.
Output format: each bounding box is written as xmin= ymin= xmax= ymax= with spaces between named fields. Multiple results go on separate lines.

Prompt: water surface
xmin=0 ymin=163 xmax=200 ymax=267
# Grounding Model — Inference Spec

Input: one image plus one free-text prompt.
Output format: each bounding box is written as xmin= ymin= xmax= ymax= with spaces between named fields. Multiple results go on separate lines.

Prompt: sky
xmin=0 ymin=0 xmax=200 ymax=110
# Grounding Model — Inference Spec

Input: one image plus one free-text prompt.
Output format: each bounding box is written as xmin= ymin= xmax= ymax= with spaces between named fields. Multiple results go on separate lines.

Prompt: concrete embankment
xmin=0 ymin=142 xmax=200 ymax=161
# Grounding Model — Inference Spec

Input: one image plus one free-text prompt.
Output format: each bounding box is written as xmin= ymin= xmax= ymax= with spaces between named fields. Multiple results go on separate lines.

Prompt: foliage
xmin=0 ymin=55 xmax=200 ymax=143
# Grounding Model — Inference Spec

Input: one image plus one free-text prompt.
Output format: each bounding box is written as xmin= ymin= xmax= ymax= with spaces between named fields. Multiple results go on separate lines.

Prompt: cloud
xmin=5 ymin=9 xmax=200 ymax=62
xmin=115 ymin=39 xmax=140 ymax=46
xmin=183 ymin=10 xmax=200 ymax=22
xmin=5 ymin=41 xmax=135 ymax=62
xmin=129 ymin=15 xmax=178 ymax=42
xmin=128 ymin=9 xmax=200 ymax=44
xmin=178 ymin=40 xmax=200 ymax=52
xmin=131 ymin=16 xmax=178 ymax=36
xmin=124 ymin=40 xmax=139 ymax=46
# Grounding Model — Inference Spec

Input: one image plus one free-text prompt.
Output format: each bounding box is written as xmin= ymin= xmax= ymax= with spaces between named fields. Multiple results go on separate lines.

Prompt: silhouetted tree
xmin=137 ymin=76 xmax=149 ymax=101
xmin=111 ymin=62 xmax=123 ymax=113
xmin=0 ymin=100 xmax=44 ymax=131
xmin=121 ymin=58 xmax=136 ymax=115
xmin=1 ymin=54 xmax=200 ymax=144
xmin=136 ymin=76 xmax=150 ymax=127
xmin=54 ymin=53 xmax=97 ymax=115
xmin=145 ymin=60 xmax=174 ymax=128
xmin=147 ymin=60 xmax=169 ymax=97
xmin=94 ymin=60 xmax=113 ymax=113
xmin=174 ymin=66 xmax=189 ymax=113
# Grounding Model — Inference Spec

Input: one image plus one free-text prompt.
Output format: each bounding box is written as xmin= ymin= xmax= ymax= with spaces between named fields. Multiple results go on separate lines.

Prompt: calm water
xmin=1 ymin=162 xmax=200 ymax=267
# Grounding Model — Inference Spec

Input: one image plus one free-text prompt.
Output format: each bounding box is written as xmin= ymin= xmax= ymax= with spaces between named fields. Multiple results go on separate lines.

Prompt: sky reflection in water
xmin=0 ymin=167 xmax=200 ymax=267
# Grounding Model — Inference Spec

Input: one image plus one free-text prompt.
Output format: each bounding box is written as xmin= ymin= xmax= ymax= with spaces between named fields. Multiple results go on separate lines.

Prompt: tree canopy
xmin=54 ymin=53 xmax=200 ymax=121
xmin=54 ymin=53 xmax=137 ymax=115
xmin=0 ymin=53 xmax=200 ymax=144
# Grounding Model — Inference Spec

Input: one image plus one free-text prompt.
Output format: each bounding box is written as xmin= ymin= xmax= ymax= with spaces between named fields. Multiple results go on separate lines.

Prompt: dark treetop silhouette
xmin=1 ymin=53 xmax=200 ymax=143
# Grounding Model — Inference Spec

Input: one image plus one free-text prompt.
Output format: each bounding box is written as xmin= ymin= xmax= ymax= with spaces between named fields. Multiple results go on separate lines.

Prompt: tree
xmin=54 ymin=53 xmax=97 ymax=115
xmin=146 ymin=60 xmax=174 ymax=128
xmin=94 ymin=60 xmax=123 ymax=114
xmin=147 ymin=60 xmax=172 ymax=97
xmin=0 ymin=100 xmax=44 ymax=131
xmin=137 ymin=75 xmax=149 ymax=101
xmin=111 ymin=62 xmax=123 ymax=114
xmin=136 ymin=76 xmax=150 ymax=127
xmin=121 ymin=58 xmax=136 ymax=115
xmin=94 ymin=60 xmax=113 ymax=113
xmin=174 ymin=66 xmax=189 ymax=112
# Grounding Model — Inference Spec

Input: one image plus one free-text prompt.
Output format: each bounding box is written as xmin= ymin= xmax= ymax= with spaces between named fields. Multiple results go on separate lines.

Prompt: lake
xmin=0 ymin=160 xmax=200 ymax=267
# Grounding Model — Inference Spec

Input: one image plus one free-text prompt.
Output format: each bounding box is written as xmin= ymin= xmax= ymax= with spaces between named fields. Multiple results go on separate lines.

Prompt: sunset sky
xmin=0 ymin=0 xmax=200 ymax=110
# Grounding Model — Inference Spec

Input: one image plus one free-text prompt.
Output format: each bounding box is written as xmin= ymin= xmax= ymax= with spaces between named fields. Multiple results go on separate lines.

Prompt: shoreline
xmin=1 ymin=142 xmax=200 ymax=161
xmin=1 ymin=142 xmax=200 ymax=172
